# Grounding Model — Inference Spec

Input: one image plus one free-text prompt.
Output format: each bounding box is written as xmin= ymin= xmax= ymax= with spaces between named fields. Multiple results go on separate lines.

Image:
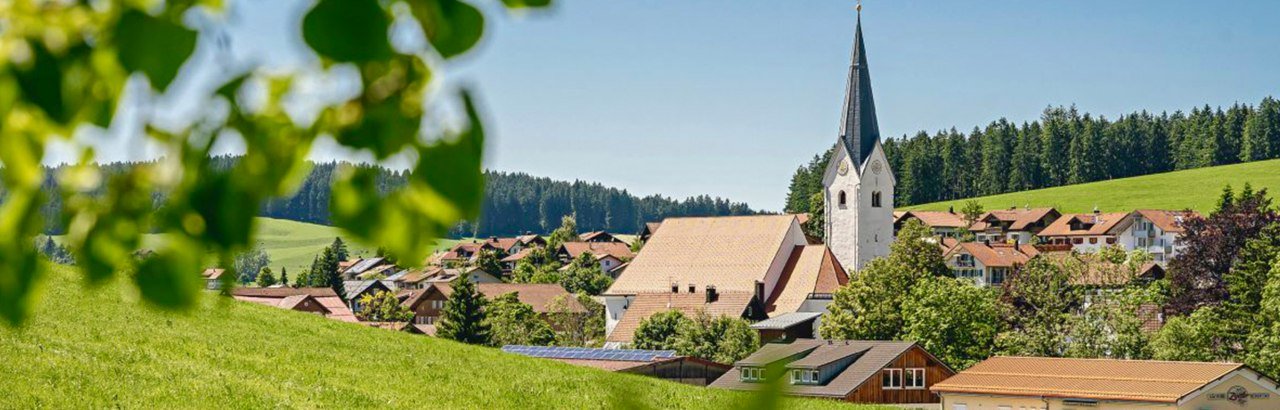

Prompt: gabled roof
xmin=201 ymin=268 xmax=226 ymax=280
xmin=230 ymin=287 xmax=356 ymax=322
xmin=1133 ymin=209 xmax=1199 ymax=234
xmin=712 ymin=340 xmax=943 ymax=398
xmin=516 ymin=234 xmax=545 ymax=245
xmin=559 ymin=242 xmax=634 ymax=260
xmin=409 ymin=283 xmax=584 ymax=314
xmin=343 ymin=280 xmax=395 ymax=301
xmin=898 ymin=211 xmax=968 ymax=228
xmin=344 ymin=257 xmax=386 ymax=275
xmin=231 ymin=287 xmax=341 ymax=298
xmin=606 ymin=291 xmax=755 ymax=344
xmin=606 ymin=215 xmax=800 ymax=296
xmin=579 ymin=231 xmax=621 ymax=243
xmin=486 ymin=237 xmax=520 ymax=252
xmin=749 ymin=312 xmax=823 ymax=331
xmin=947 ymin=242 xmax=1038 ymax=268
xmin=500 ymin=248 xmax=533 ymax=263
xmin=1038 ymin=212 xmax=1132 ymax=237
xmin=970 ymin=208 xmax=1060 ymax=231
xmin=931 ymin=356 xmax=1247 ymax=403
xmin=764 ymin=245 xmax=848 ymax=316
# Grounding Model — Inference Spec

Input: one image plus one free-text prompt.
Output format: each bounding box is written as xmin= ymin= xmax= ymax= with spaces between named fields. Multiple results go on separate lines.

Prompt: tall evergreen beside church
xmin=822 ymin=11 xmax=895 ymax=272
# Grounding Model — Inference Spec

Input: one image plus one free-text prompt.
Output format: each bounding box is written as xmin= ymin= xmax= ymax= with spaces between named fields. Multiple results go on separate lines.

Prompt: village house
xmin=340 ymin=257 xmax=400 ymax=280
xmin=750 ymin=312 xmax=824 ymax=343
xmin=710 ymin=339 xmax=955 ymax=405
xmin=1037 ymin=209 xmax=1133 ymax=253
xmin=230 ymin=287 xmax=358 ymax=323
xmin=398 ymin=282 xmax=585 ymax=334
xmin=502 ymin=345 xmax=731 ymax=386
xmin=579 ymin=231 xmax=624 ymax=244
xmin=969 ymin=207 xmax=1061 ymax=244
xmin=602 ymin=214 xmax=848 ymax=347
xmin=1115 ymin=209 xmax=1198 ymax=264
xmin=556 ymin=241 xmax=635 ymax=267
xmin=639 ymin=222 xmax=662 ymax=242
xmin=894 ymin=210 xmax=970 ymax=238
xmin=932 ymin=356 xmax=1280 ymax=410
xmin=200 ymin=268 xmax=227 ymax=290
xmin=944 ymin=242 xmax=1039 ymax=287
xmin=342 ymin=279 xmax=397 ymax=314
xmin=393 ymin=267 xmax=501 ymax=289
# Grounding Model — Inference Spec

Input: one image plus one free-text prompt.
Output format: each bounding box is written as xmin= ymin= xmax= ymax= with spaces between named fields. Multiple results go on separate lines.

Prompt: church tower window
xmin=838 ymin=191 xmax=847 ymax=207
xmin=871 ymin=191 xmax=882 ymax=208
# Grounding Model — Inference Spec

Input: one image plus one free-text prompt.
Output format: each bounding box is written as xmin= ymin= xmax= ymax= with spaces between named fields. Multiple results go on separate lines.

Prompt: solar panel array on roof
xmin=502 ymin=345 xmax=676 ymax=362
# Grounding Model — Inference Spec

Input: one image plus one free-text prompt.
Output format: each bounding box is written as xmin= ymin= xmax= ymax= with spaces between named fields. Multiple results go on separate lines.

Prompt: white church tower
xmin=823 ymin=8 xmax=895 ymax=272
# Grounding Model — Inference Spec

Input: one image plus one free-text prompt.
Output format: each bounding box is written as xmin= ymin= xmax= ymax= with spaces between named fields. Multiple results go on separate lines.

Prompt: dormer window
xmin=741 ymin=367 xmax=763 ymax=382
xmin=790 ymin=369 xmax=820 ymax=385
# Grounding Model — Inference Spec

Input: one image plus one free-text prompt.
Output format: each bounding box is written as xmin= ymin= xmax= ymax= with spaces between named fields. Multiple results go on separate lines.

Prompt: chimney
xmin=705 ymin=285 xmax=718 ymax=303
xmin=688 ymin=283 xmax=696 ymax=294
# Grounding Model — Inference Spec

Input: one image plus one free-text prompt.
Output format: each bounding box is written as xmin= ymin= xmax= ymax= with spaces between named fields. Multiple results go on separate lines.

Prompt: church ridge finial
xmin=856 ymin=0 xmax=862 ymax=14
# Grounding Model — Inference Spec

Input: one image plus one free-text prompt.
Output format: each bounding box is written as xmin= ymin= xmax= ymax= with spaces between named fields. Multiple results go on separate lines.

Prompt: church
xmin=822 ymin=10 xmax=895 ymax=272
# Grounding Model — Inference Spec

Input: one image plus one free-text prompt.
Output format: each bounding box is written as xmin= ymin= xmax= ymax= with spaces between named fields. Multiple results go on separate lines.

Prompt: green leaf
xmin=408 ymin=0 xmax=485 ymax=58
xmin=11 ymin=42 xmax=67 ymax=123
xmin=113 ymin=9 xmax=197 ymax=92
xmin=303 ymin=0 xmax=393 ymax=63
xmin=500 ymin=0 xmax=551 ymax=8
xmin=134 ymin=236 xmax=203 ymax=310
xmin=413 ymin=90 xmax=486 ymax=220
xmin=0 ymin=190 xmax=47 ymax=326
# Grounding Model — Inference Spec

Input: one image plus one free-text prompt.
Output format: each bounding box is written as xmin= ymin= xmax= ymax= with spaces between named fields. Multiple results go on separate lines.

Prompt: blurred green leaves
xmin=303 ymin=0 xmax=393 ymax=63
xmin=408 ymin=0 xmax=485 ymax=58
xmin=0 ymin=0 xmax=543 ymax=326
xmin=114 ymin=9 xmax=197 ymax=92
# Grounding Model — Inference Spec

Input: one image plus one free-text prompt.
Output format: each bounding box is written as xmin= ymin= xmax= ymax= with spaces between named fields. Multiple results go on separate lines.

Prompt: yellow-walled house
xmin=932 ymin=356 xmax=1280 ymax=410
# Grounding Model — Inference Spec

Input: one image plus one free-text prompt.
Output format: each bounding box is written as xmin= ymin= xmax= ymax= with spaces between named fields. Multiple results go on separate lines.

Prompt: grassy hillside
xmin=0 ymin=266 xmax=876 ymax=409
xmin=906 ymin=159 xmax=1280 ymax=214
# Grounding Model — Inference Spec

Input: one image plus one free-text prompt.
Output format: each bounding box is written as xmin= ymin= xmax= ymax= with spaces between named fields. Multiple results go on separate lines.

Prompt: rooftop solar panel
xmin=501 ymin=345 xmax=677 ymax=362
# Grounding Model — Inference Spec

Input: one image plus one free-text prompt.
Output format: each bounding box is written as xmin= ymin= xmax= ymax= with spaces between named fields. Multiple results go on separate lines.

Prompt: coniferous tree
xmin=437 ymin=276 xmax=490 ymax=345
xmin=279 ymin=267 xmax=288 ymax=288
xmin=255 ymin=267 xmax=277 ymax=287
xmin=331 ymin=237 xmax=349 ymax=262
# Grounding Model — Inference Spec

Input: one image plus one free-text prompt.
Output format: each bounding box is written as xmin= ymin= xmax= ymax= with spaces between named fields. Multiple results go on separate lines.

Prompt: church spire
xmin=837 ymin=5 xmax=880 ymax=168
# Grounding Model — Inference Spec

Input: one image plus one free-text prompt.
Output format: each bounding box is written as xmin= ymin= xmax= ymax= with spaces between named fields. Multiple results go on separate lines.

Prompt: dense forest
xmin=33 ymin=158 xmax=756 ymax=238
xmin=786 ymin=96 xmax=1280 ymax=212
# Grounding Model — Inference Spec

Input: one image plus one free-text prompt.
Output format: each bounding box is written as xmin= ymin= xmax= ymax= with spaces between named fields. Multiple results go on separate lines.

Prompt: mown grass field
xmin=0 ymin=265 xmax=882 ymax=409
xmin=906 ymin=159 xmax=1280 ymax=214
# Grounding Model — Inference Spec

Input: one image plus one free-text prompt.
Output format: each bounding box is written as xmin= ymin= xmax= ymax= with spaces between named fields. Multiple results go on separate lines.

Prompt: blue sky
xmin=63 ymin=0 xmax=1280 ymax=211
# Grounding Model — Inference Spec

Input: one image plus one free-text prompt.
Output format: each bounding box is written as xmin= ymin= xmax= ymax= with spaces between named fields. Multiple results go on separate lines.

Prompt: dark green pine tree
xmin=437 ymin=277 xmax=490 ymax=345
xmin=305 ymin=255 xmax=323 ymax=287
xmin=320 ymin=246 xmax=343 ymax=300
xmin=279 ymin=267 xmax=289 ymax=288
xmin=1242 ymin=97 xmax=1280 ymax=162
xmin=330 ymin=237 xmax=349 ymax=262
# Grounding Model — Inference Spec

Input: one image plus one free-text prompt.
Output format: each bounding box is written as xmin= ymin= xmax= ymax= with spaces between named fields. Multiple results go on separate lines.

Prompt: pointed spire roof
xmin=837 ymin=12 xmax=880 ymax=168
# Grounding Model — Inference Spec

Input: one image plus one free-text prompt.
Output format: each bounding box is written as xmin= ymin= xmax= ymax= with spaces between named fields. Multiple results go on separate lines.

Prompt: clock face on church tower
xmin=837 ymin=160 xmax=849 ymax=176
xmin=870 ymin=160 xmax=883 ymax=175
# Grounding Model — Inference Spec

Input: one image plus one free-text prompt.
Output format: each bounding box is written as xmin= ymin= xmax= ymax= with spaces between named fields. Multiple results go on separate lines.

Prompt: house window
xmin=1136 ymin=237 xmax=1148 ymax=248
xmin=741 ymin=367 xmax=762 ymax=382
xmin=1105 ymin=237 xmax=1115 ymax=244
xmin=1072 ymin=237 xmax=1083 ymax=245
xmin=431 ymin=300 xmax=445 ymax=309
xmin=905 ymin=368 xmax=925 ymax=389
xmin=990 ymin=268 xmax=1006 ymax=285
xmin=882 ymin=369 xmax=902 ymax=389
xmin=871 ymin=191 xmax=882 ymax=208
xmin=1089 ymin=237 xmax=1098 ymax=244
xmin=838 ymin=191 xmax=847 ymax=207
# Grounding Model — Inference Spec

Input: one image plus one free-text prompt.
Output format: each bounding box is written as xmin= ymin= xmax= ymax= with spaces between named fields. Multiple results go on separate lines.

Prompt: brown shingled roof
xmin=711 ymin=340 xmax=949 ymax=399
xmin=931 ymin=356 xmax=1244 ymax=403
xmin=1037 ymin=212 xmax=1132 ymax=237
xmin=1134 ymin=209 xmax=1199 ymax=234
xmin=413 ymin=283 xmax=585 ymax=314
xmin=560 ymin=242 xmax=635 ymax=260
xmin=901 ymin=211 xmax=968 ymax=228
xmin=230 ymin=287 xmax=357 ymax=322
xmin=606 ymin=291 xmax=754 ymax=343
xmin=970 ymin=208 xmax=1060 ymax=232
xmin=947 ymin=242 xmax=1038 ymax=268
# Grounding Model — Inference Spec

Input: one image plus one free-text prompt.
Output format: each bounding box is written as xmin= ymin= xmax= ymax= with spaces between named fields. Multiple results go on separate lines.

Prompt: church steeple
xmin=837 ymin=7 xmax=880 ymax=168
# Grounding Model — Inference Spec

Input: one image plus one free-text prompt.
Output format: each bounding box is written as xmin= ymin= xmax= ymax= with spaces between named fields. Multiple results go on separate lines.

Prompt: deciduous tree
xmin=356 ymin=290 xmax=413 ymax=323
xmin=485 ymin=292 xmax=555 ymax=347
xmin=632 ymin=310 xmax=688 ymax=351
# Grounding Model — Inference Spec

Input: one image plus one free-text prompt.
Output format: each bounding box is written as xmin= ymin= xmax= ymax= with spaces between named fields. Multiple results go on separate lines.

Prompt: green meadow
xmin=0 ymin=265 xmax=879 ymax=409
xmin=906 ymin=159 xmax=1280 ymax=214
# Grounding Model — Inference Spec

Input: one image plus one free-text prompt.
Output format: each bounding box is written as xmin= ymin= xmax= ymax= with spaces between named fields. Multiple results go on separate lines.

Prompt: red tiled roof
xmin=948 ymin=242 xmax=1038 ymax=268
xmin=560 ymin=242 xmax=634 ymax=260
xmin=901 ymin=211 xmax=968 ymax=228
xmin=413 ymin=283 xmax=585 ymax=314
xmin=1134 ymin=209 xmax=1199 ymax=234
xmin=1038 ymin=212 xmax=1132 ymax=237
xmin=970 ymin=208 xmax=1059 ymax=231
